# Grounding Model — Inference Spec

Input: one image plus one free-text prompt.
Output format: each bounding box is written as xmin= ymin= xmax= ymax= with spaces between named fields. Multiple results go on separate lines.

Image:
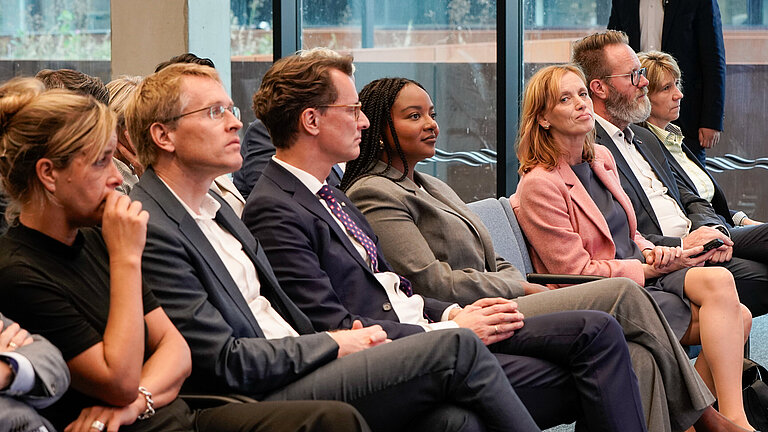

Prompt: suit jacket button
xmin=382 ymin=302 xmax=392 ymax=311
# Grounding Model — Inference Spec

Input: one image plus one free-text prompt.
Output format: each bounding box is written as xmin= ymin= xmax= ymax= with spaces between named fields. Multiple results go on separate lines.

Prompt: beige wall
xmin=110 ymin=0 xmax=188 ymax=78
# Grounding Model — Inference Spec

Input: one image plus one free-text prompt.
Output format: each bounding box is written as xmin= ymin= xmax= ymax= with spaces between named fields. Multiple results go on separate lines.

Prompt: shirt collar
xmin=272 ymin=156 xmax=327 ymax=195
xmin=158 ymin=176 xmax=221 ymax=221
xmin=595 ymin=114 xmax=635 ymax=144
xmin=647 ymin=122 xmax=684 ymax=149
xmin=647 ymin=121 xmax=671 ymax=141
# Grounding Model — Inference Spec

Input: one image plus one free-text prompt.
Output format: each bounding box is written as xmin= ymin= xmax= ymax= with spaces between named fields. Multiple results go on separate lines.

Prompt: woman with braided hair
xmin=343 ymin=77 xmax=549 ymax=304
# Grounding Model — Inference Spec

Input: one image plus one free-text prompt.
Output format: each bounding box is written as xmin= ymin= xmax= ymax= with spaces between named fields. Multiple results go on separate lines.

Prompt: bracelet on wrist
xmin=137 ymin=386 xmax=155 ymax=420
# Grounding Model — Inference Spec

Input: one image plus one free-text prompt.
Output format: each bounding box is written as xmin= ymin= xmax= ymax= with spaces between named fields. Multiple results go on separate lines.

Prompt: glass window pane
xmin=522 ymin=0 xmax=768 ymax=221
xmin=0 ymin=0 xmax=111 ymax=82
xmin=230 ymin=0 xmax=274 ymax=128
xmin=303 ymin=0 xmax=498 ymax=203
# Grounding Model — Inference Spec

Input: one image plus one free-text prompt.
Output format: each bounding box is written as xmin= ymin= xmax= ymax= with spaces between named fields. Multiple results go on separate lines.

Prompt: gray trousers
xmin=515 ymin=277 xmax=714 ymax=432
xmin=265 ymin=328 xmax=541 ymax=432
xmin=0 ymin=397 xmax=56 ymax=432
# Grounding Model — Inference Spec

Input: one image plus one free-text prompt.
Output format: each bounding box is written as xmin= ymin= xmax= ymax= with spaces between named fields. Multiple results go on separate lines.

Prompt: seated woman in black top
xmin=0 ymin=77 xmax=368 ymax=432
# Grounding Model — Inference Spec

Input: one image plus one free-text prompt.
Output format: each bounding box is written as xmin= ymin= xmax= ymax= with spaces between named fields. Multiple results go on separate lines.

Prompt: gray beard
xmin=604 ymin=86 xmax=651 ymax=125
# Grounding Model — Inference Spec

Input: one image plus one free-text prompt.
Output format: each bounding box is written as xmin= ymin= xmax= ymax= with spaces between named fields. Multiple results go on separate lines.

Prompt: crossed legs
xmin=681 ymin=266 xmax=753 ymax=430
xmin=264 ymin=328 xmax=541 ymax=432
xmin=515 ymin=278 xmax=713 ymax=432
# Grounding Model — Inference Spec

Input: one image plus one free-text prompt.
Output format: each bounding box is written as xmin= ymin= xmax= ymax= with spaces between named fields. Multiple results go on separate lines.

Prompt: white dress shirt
xmin=596 ymin=116 xmax=691 ymax=241
xmin=639 ymin=0 xmax=664 ymax=51
xmin=272 ymin=157 xmax=459 ymax=331
xmin=211 ymin=174 xmax=246 ymax=217
xmin=160 ymin=178 xmax=298 ymax=339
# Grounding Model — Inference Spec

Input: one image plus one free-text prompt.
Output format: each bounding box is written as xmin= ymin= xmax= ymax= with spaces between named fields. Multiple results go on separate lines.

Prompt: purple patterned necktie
xmin=316 ymin=185 xmax=413 ymax=296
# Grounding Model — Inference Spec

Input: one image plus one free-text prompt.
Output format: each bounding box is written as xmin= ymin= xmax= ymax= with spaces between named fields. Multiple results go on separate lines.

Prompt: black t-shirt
xmin=0 ymin=224 xmax=164 ymax=429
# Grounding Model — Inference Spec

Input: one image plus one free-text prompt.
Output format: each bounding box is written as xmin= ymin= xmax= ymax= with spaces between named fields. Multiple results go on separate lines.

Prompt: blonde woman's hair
xmin=107 ymin=75 xmax=142 ymax=129
xmin=0 ymin=77 xmax=115 ymax=223
xmin=517 ymin=64 xmax=595 ymax=174
xmin=638 ymin=50 xmax=682 ymax=95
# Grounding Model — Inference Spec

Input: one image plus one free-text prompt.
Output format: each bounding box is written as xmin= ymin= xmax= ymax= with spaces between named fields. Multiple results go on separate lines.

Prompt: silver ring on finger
xmin=91 ymin=420 xmax=106 ymax=432
xmin=493 ymin=325 xmax=500 ymax=335
xmin=7 ymin=341 xmax=17 ymax=349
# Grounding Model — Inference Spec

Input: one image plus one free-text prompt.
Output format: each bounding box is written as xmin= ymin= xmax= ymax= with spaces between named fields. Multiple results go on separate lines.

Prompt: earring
xmin=378 ymin=139 xmax=384 ymax=149
xmin=542 ymin=124 xmax=550 ymax=130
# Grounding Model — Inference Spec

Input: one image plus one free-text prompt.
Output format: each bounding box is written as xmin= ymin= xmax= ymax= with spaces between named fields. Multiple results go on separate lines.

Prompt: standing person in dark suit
xmin=0 ymin=314 xmax=68 ymax=432
xmin=608 ymin=0 xmax=725 ymax=164
xmin=125 ymin=61 xmax=537 ymax=432
xmin=244 ymin=48 xmax=657 ymax=432
xmin=571 ymin=30 xmax=768 ymax=318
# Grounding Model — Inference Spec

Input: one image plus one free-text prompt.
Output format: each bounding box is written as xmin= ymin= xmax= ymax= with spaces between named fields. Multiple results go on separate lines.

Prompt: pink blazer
xmin=510 ymin=144 xmax=654 ymax=286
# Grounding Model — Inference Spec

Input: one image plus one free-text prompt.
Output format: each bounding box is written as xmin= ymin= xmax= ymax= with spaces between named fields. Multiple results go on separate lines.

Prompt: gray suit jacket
xmin=0 ymin=313 xmax=68 ymax=432
xmin=346 ymin=162 xmax=525 ymax=306
xmin=130 ymin=167 xmax=339 ymax=399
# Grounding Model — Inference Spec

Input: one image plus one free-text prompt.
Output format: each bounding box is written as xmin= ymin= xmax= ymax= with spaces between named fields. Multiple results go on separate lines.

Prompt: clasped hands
xmin=643 ymin=227 xmax=733 ymax=277
xmin=449 ymin=298 xmax=523 ymax=345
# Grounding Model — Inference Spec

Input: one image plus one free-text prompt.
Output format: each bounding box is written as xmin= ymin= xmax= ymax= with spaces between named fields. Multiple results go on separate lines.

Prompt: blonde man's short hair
xmin=125 ymin=63 xmax=221 ymax=168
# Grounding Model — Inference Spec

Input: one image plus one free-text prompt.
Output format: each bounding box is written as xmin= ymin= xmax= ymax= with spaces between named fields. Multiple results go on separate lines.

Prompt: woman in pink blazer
xmin=511 ymin=64 xmax=755 ymax=431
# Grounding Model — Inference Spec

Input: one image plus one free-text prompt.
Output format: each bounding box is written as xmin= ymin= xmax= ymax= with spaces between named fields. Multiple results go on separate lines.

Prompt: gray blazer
xmin=0 ymin=313 xmax=69 ymax=432
xmin=346 ymin=162 xmax=525 ymax=306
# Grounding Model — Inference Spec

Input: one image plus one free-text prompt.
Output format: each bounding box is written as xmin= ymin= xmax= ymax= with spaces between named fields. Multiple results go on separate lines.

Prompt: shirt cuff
xmin=732 ymin=211 xmax=748 ymax=227
xmin=713 ymin=225 xmax=731 ymax=238
xmin=440 ymin=304 xmax=461 ymax=322
xmin=418 ymin=304 xmax=462 ymax=332
xmin=0 ymin=352 xmax=35 ymax=396
xmin=421 ymin=320 xmax=460 ymax=332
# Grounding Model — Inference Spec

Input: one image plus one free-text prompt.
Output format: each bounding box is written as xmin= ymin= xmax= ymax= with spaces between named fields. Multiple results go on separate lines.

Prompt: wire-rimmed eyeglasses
xmin=163 ymin=104 xmax=241 ymax=123
xmin=603 ymin=67 xmax=647 ymax=86
xmin=317 ymin=102 xmax=363 ymax=120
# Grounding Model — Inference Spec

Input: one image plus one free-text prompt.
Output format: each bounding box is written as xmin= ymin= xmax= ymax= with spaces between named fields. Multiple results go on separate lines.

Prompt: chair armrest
xmin=180 ymin=393 xmax=257 ymax=409
xmin=525 ymin=273 xmax=605 ymax=285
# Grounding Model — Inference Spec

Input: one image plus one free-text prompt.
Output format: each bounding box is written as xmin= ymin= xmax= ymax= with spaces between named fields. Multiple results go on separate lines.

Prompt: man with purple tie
xmin=244 ymin=47 xmax=652 ymax=432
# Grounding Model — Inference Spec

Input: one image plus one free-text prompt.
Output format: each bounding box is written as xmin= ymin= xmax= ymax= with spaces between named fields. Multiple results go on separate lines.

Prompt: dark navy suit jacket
xmin=131 ymin=168 xmax=339 ymax=398
xmin=594 ymin=122 xmax=722 ymax=246
xmin=243 ymin=160 xmax=454 ymax=339
xmin=233 ymin=119 xmax=343 ymax=199
xmin=637 ymin=123 xmax=735 ymax=227
xmin=608 ymin=0 xmax=726 ymax=159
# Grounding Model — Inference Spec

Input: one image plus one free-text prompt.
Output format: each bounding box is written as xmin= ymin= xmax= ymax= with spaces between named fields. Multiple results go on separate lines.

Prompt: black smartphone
xmin=691 ymin=238 xmax=725 ymax=258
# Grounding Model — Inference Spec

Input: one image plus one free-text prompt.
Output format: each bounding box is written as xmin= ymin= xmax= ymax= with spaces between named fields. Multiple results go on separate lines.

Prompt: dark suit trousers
xmin=196 ymin=400 xmax=371 ymax=432
xmin=491 ymin=310 xmax=646 ymax=432
xmin=264 ymin=328 xmax=541 ymax=432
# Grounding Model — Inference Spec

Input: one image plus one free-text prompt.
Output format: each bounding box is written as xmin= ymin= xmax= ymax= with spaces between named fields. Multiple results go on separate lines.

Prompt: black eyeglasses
xmin=603 ymin=67 xmax=647 ymax=86
xmin=317 ymin=102 xmax=362 ymax=121
xmin=163 ymin=104 xmax=241 ymax=123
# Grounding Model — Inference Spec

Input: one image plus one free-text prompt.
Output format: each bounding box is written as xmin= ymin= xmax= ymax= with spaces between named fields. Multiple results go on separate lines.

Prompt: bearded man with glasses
xmin=572 ymin=30 xmax=768 ymax=318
